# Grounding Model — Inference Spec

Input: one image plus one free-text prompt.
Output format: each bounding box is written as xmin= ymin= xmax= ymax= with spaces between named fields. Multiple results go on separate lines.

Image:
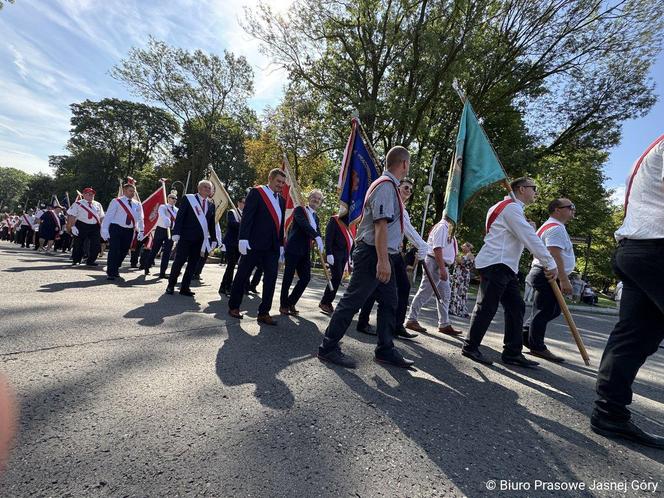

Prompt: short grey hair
xmin=198 ymin=180 xmax=213 ymax=189
xmin=308 ymin=189 xmax=324 ymax=200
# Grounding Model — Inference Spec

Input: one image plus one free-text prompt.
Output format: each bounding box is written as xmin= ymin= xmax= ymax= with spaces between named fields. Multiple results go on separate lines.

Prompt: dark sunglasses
xmin=558 ymin=204 xmax=576 ymax=211
xmin=401 ymin=185 xmax=413 ymax=192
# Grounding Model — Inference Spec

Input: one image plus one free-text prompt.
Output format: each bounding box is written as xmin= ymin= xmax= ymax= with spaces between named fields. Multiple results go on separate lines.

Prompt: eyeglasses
xmin=521 ymin=185 xmax=537 ymax=192
xmin=558 ymin=204 xmax=576 ymax=211
xmin=401 ymin=185 xmax=413 ymax=192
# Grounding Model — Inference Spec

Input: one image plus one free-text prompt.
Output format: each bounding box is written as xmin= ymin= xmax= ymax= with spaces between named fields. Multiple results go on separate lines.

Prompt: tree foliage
xmin=0 ymin=167 xmax=31 ymax=211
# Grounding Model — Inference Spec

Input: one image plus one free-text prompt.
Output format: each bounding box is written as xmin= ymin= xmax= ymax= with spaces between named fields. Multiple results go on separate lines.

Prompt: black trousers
xmin=465 ymin=263 xmax=525 ymax=356
xmin=280 ymin=252 xmax=311 ymax=308
xmin=219 ymin=248 xmax=240 ymax=292
xmin=72 ymin=222 xmax=101 ymax=264
xmin=168 ymin=238 xmax=203 ymax=291
xmin=228 ymin=249 xmax=278 ymax=315
xmin=594 ymin=239 xmax=664 ymax=422
xmin=106 ymin=225 xmax=134 ymax=276
xmin=525 ymin=266 xmax=561 ymax=351
xmin=145 ymin=227 xmax=173 ymax=275
xmin=319 ymin=243 xmax=397 ymax=357
xmin=320 ymin=251 xmax=348 ymax=305
xmin=358 ymin=253 xmax=410 ymax=329
xmin=18 ymin=226 xmax=32 ymax=247
xmin=130 ymin=238 xmax=149 ymax=268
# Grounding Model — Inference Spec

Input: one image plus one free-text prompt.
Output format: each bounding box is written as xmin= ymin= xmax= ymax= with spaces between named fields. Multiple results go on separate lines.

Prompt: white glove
xmin=101 ymin=230 xmax=109 ymax=241
xmin=279 ymin=246 xmax=285 ymax=263
xmin=315 ymin=236 xmax=323 ymax=252
xmin=220 ymin=243 xmax=226 ymax=252
xmin=239 ymin=239 xmax=250 ymax=255
xmin=326 ymin=254 xmax=335 ymax=266
xmin=137 ymin=231 xmax=145 ymax=241
xmin=172 ymin=235 xmax=180 ymax=242
xmin=71 ymin=226 xmax=79 ymax=236
xmin=417 ymin=245 xmax=428 ymax=261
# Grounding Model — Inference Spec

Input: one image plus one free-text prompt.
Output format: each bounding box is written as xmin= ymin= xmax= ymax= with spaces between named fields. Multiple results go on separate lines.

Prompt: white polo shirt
xmin=615 ymin=135 xmax=664 ymax=241
xmin=532 ymin=218 xmax=576 ymax=275
xmin=67 ymin=200 xmax=105 ymax=225
xmin=156 ymin=204 xmax=178 ymax=229
xmin=475 ymin=196 xmax=556 ymax=273
xmin=426 ymin=220 xmax=457 ymax=265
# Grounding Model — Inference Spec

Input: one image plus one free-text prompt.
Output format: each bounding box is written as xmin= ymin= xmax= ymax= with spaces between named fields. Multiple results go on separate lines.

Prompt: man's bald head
xmin=385 ymin=146 xmax=410 ymax=180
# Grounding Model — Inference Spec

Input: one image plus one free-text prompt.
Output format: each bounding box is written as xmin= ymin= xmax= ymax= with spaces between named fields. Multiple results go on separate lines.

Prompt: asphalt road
xmin=1 ymin=243 xmax=663 ymax=497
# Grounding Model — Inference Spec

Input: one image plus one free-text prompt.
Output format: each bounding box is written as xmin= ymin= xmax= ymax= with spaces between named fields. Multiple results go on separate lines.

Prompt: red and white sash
xmin=116 ymin=197 xmax=136 ymax=227
xmin=22 ymin=214 xmax=31 ymax=226
xmin=361 ymin=177 xmax=404 ymax=232
xmin=185 ymin=194 xmax=213 ymax=254
xmin=485 ymin=199 xmax=515 ymax=234
xmin=333 ymin=215 xmax=353 ymax=258
xmin=256 ymin=186 xmax=281 ymax=234
xmin=166 ymin=206 xmax=176 ymax=229
xmin=536 ymin=221 xmax=562 ymax=238
xmin=77 ymin=201 xmax=100 ymax=224
xmin=49 ymin=210 xmax=61 ymax=231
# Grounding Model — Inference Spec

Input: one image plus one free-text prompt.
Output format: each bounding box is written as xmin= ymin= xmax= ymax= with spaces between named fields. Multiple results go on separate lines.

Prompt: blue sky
xmin=1 ymin=0 xmax=662 ymax=202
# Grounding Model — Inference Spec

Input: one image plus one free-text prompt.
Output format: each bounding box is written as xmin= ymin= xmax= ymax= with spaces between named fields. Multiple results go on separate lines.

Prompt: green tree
xmin=0 ymin=0 xmax=16 ymax=11
xmin=0 ymin=167 xmax=31 ymax=211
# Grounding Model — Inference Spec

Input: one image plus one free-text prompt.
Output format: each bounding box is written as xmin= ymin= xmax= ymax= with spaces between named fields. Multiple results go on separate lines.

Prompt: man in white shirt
xmin=462 ymin=177 xmax=558 ymax=367
xmin=405 ymin=215 xmax=461 ymax=337
xmin=67 ymin=187 xmax=105 ymax=266
xmin=523 ymin=198 xmax=576 ymax=363
xmin=18 ymin=209 xmax=34 ymax=248
xmin=592 ymin=134 xmax=664 ymax=449
xmin=144 ymin=191 xmax=178 ymax=278
xmin=101 ymin=182 xmax=145 ymax=280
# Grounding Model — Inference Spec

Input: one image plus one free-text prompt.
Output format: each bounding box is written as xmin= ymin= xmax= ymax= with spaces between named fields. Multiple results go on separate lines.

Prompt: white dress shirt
xmin=475 ymin=196 xmax=556 ymax=273
xmin=67 ymin=200 xmax=105 ymax=225
xmin=305 ymin=206 xmax=318 ymax=231
xmin=156 ymin=204 xmax=178 ymax=229
xmin=426 ymin=220 xmax=457 ymax=265
xmin=261 ymin=185 xmax=282 ymax=224
xmin=101 ymin=196 xmax=145 ymax=238
xmin=615 ymin=135 xmax=664 ymax=241
xmin=532 ymin=218 xmax=576 ymax=275
xmin=403 ymin=209 xmax=428 ymax=253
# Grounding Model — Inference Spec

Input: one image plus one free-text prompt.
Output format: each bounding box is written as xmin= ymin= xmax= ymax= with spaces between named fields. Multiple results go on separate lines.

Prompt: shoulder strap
xmin=115 ymin=198 xmax=136 ymax=226
xmin=485 ymin=199 xmax=515 ymax=234
xmin=536 ymin=222 xmax=562 ymax=238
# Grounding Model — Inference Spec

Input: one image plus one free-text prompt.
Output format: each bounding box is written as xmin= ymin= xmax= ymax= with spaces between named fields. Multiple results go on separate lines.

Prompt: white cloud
xmin=609 ymin=185 xmax=626 ymax=206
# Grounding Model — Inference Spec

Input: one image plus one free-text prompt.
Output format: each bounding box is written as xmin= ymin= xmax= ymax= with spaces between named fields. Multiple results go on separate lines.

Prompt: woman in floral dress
xmin=449 ymin=242 xmax=474 ymax=318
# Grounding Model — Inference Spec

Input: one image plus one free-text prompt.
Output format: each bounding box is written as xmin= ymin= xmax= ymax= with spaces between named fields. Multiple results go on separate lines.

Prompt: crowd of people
xmin=1 ymin=136 xmax=663 ymax=450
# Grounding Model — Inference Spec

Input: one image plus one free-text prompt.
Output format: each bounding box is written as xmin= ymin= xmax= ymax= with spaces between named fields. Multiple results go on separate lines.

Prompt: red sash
xmin=361 ymin=177 xmax=404 ymax=232
xmin=116 ymin=198 xmax=136 ymax=227
xmin=624 ymin=134 xmax=664 ymax=216
xmin=333 ymin=215 xmax=352 ymax=258
xmin=536 ymin=222 xmax=561 ymax=237
xmin=256 ymin=186 xmax=281 ymax=233
xmin=23 ymin=214 xmax=31 ymax=226
xmin=485 ymin=199 xmax=515 ymax=234
xmin=49 ymin=210 xmax=61 ymax=231
xmin=166 ymin=206 xmax=176 ymax=228
xmin=77 ymin=201 xmax=100 ymax=224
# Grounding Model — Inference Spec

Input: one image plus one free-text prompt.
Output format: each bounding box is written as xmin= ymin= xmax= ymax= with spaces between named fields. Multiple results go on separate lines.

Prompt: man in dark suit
xmin=218 ymin=197 xmax=245 ymax=296
xmin=319 ymin=215 xmax=353 ymax=314
xmin=166 ymin=180 xmax=217 ymax=297
xmin=228 ymin=169 xmax=286 ymax=325
xmin=279 ymin=190 xmax=324 ymax=315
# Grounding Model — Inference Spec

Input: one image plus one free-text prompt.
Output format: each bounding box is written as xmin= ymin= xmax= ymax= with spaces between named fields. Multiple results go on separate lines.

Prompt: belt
xmin=619 ymin=238 xmax=664 ymax=247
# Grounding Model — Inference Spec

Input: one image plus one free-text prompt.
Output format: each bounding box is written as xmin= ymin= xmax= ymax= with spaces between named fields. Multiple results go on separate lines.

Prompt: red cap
xmin=82 ymin=187 xmax=96 ymax=195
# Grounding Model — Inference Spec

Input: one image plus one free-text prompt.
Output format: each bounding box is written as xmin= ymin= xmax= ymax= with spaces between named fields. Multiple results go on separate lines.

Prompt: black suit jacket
xmin=325 ymin=216 xmax=353 ymax=260
xmin=238 ymin=187 xmax=285 ymax=252
xmin=222 ymin=209 xmax=240 ymax=249
xmin=285 ymin=205 xmax=320 ymax=256
xmin=172 ymin=194 xmax=217 ymax=242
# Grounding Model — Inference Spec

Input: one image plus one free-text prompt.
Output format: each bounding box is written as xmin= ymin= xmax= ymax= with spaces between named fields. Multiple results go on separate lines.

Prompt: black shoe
xmin=158 ymin=273 xmax=168 ymax=279
xmin=502 ymin=353 xmax=539 ymax=368
xmin=317 ymin=350 xmax=357 ymax=369
xmin=179 ymin=289 xmax=195 ymax=297
xmin=375 ymin=352 xmax=415 ymax=369
xmin=165 ymin=287 xmax=174 ymax=295
xmin=356 ymin=323 xmax=377 ymax=336
xmin=144 ymin=268 xmax=150 ymax=275
xmin=461 ymin=347 xmax=493 ymax=365
xmin=396 ymin=327 xmax=419 ymax=340
xmin=106 ymin=275 xmax=115 ymax=281
xmin=591 ymin=416 xmax=664 ymax=449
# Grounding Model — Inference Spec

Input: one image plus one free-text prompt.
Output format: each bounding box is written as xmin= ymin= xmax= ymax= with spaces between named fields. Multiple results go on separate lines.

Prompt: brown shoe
xmin=439 ymin=325 xmax=462 ymax=336
xmin=257 ymin=313 xmax=277 ymax=326
xmin=528 ymin=348 xmax=565 ymax=363
xmin=279 ymin=306 xmax=290 ymax=315
xmin=319 ymin=303 xmax=334 ymax=314
xmin=405 ymin=320 xmax=427 ymax=333
xmin=228 ymin=308 xmax=243 ymax=319
xmin=288 ymin=305 xmax=299 ymax=315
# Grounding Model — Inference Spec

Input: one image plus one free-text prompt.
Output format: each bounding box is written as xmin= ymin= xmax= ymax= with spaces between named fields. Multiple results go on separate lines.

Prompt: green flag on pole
xmin=443 ymin=101 xmax=507 ymax=228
